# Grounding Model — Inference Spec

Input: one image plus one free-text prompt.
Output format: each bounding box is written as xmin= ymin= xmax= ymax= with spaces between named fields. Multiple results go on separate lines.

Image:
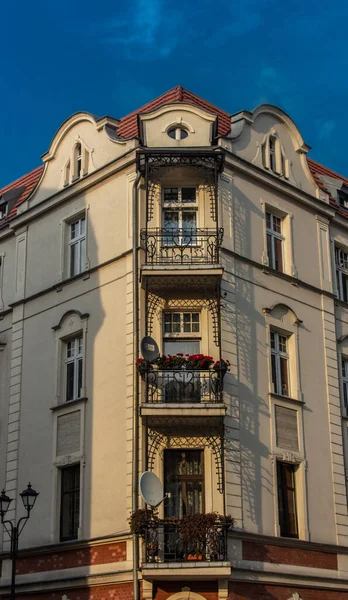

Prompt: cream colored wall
xmin=232 ymin=108 xmax=319 ymax=198
xmin=140 ymin=104 xmax=216 ymax=147
xmin=29 ymin=114 xmax=134 ymax=207
xmin=0 ymin=234 xmax=17 ymax=311
xmin=222 ymin=169 xmax=323 ymax=288
xmin=16 ymin=257 xmax=131 ymax=548
xmin=24 ymin=170 xmax=133 ymax=298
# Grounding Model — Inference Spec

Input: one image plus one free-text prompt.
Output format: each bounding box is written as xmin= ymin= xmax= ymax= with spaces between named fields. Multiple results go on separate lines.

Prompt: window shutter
xmin=57 ymin=411 xmax=81 ymax=456
xmin=275 ymin=405 xmax=298 ymax=451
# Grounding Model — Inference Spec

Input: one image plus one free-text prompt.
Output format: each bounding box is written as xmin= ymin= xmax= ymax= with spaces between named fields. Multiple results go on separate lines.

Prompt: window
xmin=335 ymin=247 xmax=348 ymax=302
xmin=266 ymin=212 xmax=283 ymax=272
xmin=167 ymin=126 xmax=189 ymax=140
xmin=163 ymin=187 xmax=197 ymax=246
xmin=271 ymin=331 xmax=289 ymax=396
xmin=163 ymin=311 xmax=200 ymax=355
xmin=262 ymin=134 xmax=289 ymax=178
xmin=164 ymin=450 xmax=204 ymax=518
xmin=69 ymin=217 xmax=86 ymax=277
xmin=339 ymin=191 xmax=348 ymax=210
xmin=74 ymin=144 xmax=82 ymax=180
xmin=342 ymin=358 xmax=348 ymax=413
xmin=0 ymin=200 xmax=8 ymax=220
xmin=269 ymin=136 xmax=276 ymax=172
xmin=277 ymin=462 xmax=298 ymax=538
xmin=65 ymin=336 xmax=83 ymax=401
xmin=60 ymin=464 xmax=80 ymax=541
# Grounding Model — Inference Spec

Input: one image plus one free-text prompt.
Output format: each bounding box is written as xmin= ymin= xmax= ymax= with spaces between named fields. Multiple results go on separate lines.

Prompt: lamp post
xmin=0 ymin=483 xmax=39 ymax=600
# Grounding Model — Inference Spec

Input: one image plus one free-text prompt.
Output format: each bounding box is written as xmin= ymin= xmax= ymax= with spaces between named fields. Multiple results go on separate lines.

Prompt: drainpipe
xmin=132 ymin=170 xmax=142 ymax=600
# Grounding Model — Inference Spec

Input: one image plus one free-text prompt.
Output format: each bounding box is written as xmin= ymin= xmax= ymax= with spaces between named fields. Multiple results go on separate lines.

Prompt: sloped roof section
xmin=307 ymin=157 xmax=348 ymax=216
xmin=0 ymin=165 xmax=44 ymax=226
xmin=117 ymin=85 xmax=231 ymax=139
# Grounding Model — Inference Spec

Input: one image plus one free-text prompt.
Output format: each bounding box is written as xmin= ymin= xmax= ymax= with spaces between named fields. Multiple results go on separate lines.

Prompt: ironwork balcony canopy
xmin=136 ymin=148 xmax=224 ymax=176
xmin=141 ymin=227 xmax=224 ymax=266
xmin=144 ymin=518 xmax=229 ymax=563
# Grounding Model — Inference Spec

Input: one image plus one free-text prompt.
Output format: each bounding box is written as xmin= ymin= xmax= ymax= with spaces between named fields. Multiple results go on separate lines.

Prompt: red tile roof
xmin=0 ymin=165 xmax=44 ymax=227
xmin=117 ymin=85 xmax=231 ymax=139
xmin=307 ymin=157 xmax=348 ymax=216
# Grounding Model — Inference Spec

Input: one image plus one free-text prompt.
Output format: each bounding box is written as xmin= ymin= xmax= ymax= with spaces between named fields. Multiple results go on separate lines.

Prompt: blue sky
xmin=0 ymin=0 xmax=346 ymax=187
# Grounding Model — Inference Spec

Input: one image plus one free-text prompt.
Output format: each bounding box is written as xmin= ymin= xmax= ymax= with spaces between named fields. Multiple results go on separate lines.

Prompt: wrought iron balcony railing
xmin=144 ymin=518 xmax=229 ymax=563
xmin=144 ymin=368 xmax=224 ymax=404
xmin=140 ymin=228 xmax=224 ymax=265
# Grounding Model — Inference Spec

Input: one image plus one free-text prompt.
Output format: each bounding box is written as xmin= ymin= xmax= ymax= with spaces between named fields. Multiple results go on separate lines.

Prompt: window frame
xmin=163 ymin=311 xmax=201 ymax=338
xmin=65 ymin=335 xmax=83 ymax=402
xmin=266 ymin=211 xmax=284 ymax=272
xmin=276 ymin=461 xmax=299 ymax=539
xmin=69 ymin=216 xmax=86 ymax=278
xmin=270 ymin=330 xmax=290 ymax=397
xmin=59 ymin=463 xmax=81 ymax=542
xmin=335 ymin=246 xmax=348 ymax=302
xmin=162 ymin=187 xmax=198 ymax=246
xmin=164 ymin=449 xmax=205 ymax=518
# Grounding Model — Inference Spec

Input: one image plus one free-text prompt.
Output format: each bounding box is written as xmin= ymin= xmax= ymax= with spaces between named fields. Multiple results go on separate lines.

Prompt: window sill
xmin=269 ymin=392 xmax=304 ymax=405
xmin=50 ymin=397 xmax=88 ymax=412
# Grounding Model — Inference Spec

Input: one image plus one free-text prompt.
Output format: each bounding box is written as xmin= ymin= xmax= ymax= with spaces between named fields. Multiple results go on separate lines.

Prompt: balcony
xmin=139 ymin=365 xmax=226 ymax=427
xmin=140 ymin=228 xmax=224 ymax=267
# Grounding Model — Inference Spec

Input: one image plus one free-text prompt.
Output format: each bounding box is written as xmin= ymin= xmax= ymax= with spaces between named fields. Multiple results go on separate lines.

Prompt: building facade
xmin=0 ymin=86 xmax=348 ymax=599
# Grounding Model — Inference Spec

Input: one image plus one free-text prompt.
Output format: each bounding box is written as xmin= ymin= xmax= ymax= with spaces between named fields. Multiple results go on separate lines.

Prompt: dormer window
xmin=262 ymin=133 xmax=289 ymax=178
xmin=338 ymin=189 xmax=348 ymax=210
xmin=167 ymin=126 xmax=189 ymax=140
xmin=0 ymin=200 xmax=8 ymax=221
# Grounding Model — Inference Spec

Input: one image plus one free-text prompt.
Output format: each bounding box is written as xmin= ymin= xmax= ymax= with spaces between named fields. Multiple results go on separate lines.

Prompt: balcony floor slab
xmin=142 ymin=562 xmax=232 ymax=581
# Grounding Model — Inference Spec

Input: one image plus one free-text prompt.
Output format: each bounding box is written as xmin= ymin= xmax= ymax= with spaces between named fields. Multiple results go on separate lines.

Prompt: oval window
xmin=167 ymin=127 xmax=189 ymax=140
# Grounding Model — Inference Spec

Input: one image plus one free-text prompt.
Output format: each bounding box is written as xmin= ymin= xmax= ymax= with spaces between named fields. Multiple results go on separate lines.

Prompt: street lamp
xmin=0 ymin=483 xmax=39 ymax=599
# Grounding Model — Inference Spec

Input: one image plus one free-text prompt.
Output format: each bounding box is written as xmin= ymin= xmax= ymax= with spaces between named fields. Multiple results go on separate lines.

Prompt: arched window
xmin=262 ymin=133 xmax=289 ymax=178
xmin=64 ymin=141 xmax=90 ymax=186
xmin=74 ymin=143 xmax=82 ymax=179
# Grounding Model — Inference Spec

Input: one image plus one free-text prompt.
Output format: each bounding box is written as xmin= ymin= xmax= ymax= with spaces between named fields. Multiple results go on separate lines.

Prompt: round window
xmin=167 ymin=126 xmax=189 ymax=140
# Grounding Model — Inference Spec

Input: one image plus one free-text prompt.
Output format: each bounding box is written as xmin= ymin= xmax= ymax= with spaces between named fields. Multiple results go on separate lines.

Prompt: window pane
xmin=267 ymin=233 xmax=273 ymax=268
xmin=70 ymin=222 xmax=77 ymax=240
xmin=182 ymin=188 xmax=196 ymax=203
xmin=164 ymin=188 xmax=178 ymax=203
xmin=70 ymin=243 xmax=78 ymax=277
xmin=277 ymin=462 xmax=298 ymax=538
xmin=273 ymin=216 xmax=282 ymax=234
xmin=274 ymin=237 xmax=283 ymax=272
xmin=192 ymin=313 xmax=200 ymax=332
xmin=279 ymin=336 xmax=287 ymax=353
xmin=60 ymin=465 xmax=80 ymax=541
xmin=164 ymin=211 xmax=179 ymax=229
xmin=280 ymin=357 xmax=289 ymax=396
xmin=163 ymin=340 xmax=200 ymax=355
xmin=182 ymin=212 xmax=196 ymax=244
xmin=80 ymin=217 xmax=86 ymax=235
xmin=79 ymin=238 xmax=86 ymax=272
xmin=164 ymin=450 xmax=203 ymax=518
xmin=270 ymin=331 xmax=275 ymax=349
xmin=66 ymin=362 xmax=75 ymax=401
xmin=271 ymin=353 xmax=278 ymax=393
xmin=78 ymin=358 xmax=83 ymax=398
xmin=266 ymin=212 xmax=271 ymax=229
xmin=343 ymin=273 xmax=348 ymax=303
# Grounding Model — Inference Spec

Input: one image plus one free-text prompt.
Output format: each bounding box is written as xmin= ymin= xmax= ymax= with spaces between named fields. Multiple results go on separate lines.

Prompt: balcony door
xmin=164 ymin=450 xmax=204 ymax=518
xmin=163 ymin=187 xmax=197 ymax=247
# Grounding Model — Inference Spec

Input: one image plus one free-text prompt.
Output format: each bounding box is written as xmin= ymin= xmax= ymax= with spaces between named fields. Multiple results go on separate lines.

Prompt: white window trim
xmin=68 ymin=217 xmax=86 ymax=278
xmin=271 ymin=454 xmax=309 ymax=541
xmin=260 ymin=201 xmax=297 ymax=277
xmin=58 ymin=207 xmax=90 ymax=283
xmin=335 ymin=245 xmax=348 ymax=301
xmin=51 ymin=400 xmax=86 ymax=543
xmin=162 ymin=187 xmax=199 ymax=246
xmin=0 ymin=253 xmax=5 ymax=313
xmin=53 ymin=311 xmax=88 ymax=406
xmin=65 ymin=336 xmax=83 ymax=402
xmin=264 ymin=307 xmax=303 ymax=402
xmin=270 ymin=331 xmax=290 ymax=396
xmin=262 ymin=131 xmax=290 ymax=178
xmin=163 ymin=310 xmax=201 ymax=340
xmin=266 ymin=213 xmax=284 ymax=272
xmin=63 ymin=137 xmax=92 ymax=187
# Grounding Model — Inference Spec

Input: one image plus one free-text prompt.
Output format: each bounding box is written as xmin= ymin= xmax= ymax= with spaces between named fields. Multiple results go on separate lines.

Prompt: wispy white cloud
xmin=97 ymin=0 xmax=182 ymax=60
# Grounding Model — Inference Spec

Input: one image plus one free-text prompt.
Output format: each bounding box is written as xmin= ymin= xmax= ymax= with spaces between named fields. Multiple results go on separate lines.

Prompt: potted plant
xmin=128 ymin=508 xmax=158 ymax=536
xmin=155 ymin=353 xmax=187 ymax=370
xmin=180 ymin=512 xmax=234 ymax=561
xmin=186 ymin=354 xmax=214 ymax=370
xmin=213 ymin=358 xmax=231 ymax=378
xmin=136 ymin=358 xmax=152 ymax=380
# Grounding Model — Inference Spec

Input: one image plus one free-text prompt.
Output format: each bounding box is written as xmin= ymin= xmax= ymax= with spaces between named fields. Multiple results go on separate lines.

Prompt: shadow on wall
xmin=222 ymin=181 xmax=273 ymax=534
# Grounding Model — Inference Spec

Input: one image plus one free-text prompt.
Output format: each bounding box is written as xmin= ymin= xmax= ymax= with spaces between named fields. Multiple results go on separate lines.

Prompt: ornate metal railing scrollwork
xmin=144 ymin=518 xmax=229 ymax=563
xmin=140 ymin=228 xmax=223 ymax=266
xmin=144 ymin=368 xmax=224 ymax=404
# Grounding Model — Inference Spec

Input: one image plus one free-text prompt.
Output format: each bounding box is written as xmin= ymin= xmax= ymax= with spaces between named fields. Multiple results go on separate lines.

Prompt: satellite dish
xmin=140 ymin=336 xmax=159 ymax=363
xmin=140 ymin=471 xmax=165 ymax=507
